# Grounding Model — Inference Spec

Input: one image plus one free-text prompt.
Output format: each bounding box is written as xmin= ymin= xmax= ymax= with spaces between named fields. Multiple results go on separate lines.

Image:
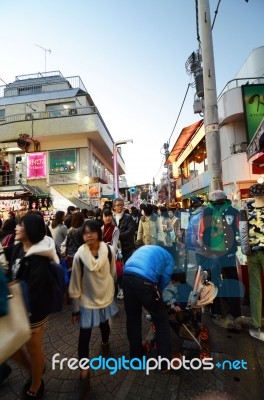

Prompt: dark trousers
xmin=78 ymin=320 xmax=110 ymax=359
xmin=197 ymin=253 xmax=241 ymax=318
xmin=123 ymin=274 xmax=171 ymax=359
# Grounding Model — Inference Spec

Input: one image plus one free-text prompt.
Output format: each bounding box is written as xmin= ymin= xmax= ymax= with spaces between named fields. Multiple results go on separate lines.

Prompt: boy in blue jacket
xmin=123 ymin=245 xmax=174 ymax=364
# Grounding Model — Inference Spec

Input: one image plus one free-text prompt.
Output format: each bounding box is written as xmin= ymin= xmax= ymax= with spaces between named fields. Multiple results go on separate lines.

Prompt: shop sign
xmin=49 ymin=149 xmax=77 ymax=174
xmin=27 ymin=152 xmax=47 ymax=179
xmin=242 ymin=84 xmax=264 ymax=143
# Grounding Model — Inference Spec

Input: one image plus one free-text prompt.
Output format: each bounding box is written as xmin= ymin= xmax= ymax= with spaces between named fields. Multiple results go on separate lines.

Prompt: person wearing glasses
xmin=113 ymin=198 xmax=136 ymax=264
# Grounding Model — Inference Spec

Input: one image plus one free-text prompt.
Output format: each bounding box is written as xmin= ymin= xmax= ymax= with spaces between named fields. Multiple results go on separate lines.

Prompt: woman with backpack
xmin=4 ymin=213 xmax=59 ymax=400
xmin=69 ymin=220 xmax=117 ymax=397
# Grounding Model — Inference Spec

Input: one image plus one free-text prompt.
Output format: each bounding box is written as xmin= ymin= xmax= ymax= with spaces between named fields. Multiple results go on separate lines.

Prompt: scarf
xmin=102 ymin=223 xmax=115 ymax=244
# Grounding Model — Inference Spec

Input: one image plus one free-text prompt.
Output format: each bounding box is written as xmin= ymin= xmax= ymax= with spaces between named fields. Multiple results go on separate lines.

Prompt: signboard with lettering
xmin=242 ymin=84 xmax=264 ymax=143
xmin=27 ymin=152 xmax=47 ymax=179
xmin=49 ymin=149 xmax=77 ymax=174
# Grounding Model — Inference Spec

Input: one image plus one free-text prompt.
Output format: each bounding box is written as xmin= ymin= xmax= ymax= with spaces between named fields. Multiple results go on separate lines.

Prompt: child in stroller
xmin=144 ymin=266 xmax=218 ymax=359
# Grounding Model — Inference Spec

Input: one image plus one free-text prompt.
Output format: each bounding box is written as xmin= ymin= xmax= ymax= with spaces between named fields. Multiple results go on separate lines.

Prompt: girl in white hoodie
xmin=69 ymin=220 xmax=117 ymax=386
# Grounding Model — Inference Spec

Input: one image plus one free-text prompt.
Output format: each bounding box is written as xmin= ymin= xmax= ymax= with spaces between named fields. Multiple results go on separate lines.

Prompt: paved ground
xmin=1 ymin=281 xmax=264 ymax=399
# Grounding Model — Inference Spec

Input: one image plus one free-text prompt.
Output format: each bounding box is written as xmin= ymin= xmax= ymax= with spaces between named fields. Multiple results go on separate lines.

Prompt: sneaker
xmin=249 ymin=327 xmax=264 ymax=341
xmin=116 ymin=289 xmax=124 ymax=300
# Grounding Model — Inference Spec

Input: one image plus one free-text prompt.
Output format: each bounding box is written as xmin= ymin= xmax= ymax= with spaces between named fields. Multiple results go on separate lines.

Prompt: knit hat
xmin=209 ymin=190 xmax=227 ymax=202
xmin=249 ymin=183 xmax=264 ymax=197
xmin=21 ymin=214 xmax=46 ymax=244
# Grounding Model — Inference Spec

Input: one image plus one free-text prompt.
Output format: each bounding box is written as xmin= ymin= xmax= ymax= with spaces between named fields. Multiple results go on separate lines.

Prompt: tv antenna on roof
xmin=34 ymin=44 xmax=51 ymax=73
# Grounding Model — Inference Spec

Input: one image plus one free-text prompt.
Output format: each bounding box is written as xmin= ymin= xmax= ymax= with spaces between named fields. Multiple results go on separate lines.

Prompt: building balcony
xmin=218 ymin=77 xmax=264 ymax=126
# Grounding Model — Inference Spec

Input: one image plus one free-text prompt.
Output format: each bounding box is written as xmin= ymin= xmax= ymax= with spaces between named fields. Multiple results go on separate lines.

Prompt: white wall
xmin=234 ymin=46 xmax=264 ymax=79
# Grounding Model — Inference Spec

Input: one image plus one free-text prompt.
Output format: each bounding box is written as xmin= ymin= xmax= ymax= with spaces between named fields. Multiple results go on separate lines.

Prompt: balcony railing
xmin=218 ymin=76 xmax=264 ymax=100
xmin=0 ymin=72 xmax=87 ymax=98
xmin=0 ymin=163 xmax=27 ymax=188
xmin=0 ymin=106 xmax=97 ymax=125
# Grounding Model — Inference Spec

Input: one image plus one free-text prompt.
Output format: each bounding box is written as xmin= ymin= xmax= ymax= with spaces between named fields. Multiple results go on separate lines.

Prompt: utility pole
xmin=199 ymin=0 xmax=223 ymax=190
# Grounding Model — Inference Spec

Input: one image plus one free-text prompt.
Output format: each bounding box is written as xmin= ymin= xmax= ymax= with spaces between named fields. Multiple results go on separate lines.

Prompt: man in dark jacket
xmin=113 ymin=198 xmax=136 ymax=263
xmin=199 ymin=190 xmax=241 ymax=327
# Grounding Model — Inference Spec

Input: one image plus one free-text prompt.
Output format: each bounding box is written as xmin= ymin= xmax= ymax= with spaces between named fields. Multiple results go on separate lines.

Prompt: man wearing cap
xmin=198 ymin=190 xmax=241 ymax=328
xmin=239 ymin=183 xmax=264 ymax=341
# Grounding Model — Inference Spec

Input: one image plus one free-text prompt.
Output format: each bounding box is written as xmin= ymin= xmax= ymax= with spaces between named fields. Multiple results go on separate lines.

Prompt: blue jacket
xmin=124 ymin=245 xmax=174 ymax=290
xmin=185 ymin=206 xmax=205 ymax=252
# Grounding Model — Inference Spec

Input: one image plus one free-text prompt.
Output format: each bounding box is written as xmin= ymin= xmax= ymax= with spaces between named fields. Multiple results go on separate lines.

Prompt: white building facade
xmin=0 ymin=71 xmax=125 ymax=212
xmin=167 ymin=47 xmax=264 ymax=206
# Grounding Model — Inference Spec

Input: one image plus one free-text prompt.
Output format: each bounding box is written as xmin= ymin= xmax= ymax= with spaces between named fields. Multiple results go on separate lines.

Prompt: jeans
xmin=78 ymin=320 xmax=110 ymax=359
xmin=247 ymin=251 xmax=264 ymax=328
xmin=123 ymin=274 xmax=171 ymax=359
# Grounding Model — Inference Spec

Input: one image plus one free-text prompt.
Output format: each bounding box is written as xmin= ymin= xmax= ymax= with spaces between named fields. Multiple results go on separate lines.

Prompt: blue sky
xmin=1 ymin=0 xmax=263 ymax=185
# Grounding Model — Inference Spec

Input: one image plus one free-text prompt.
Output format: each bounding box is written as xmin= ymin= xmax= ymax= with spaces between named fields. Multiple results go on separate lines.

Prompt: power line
xmin=212 ymin=0 xmax=222 ymax=30
xmin=168 ymin=83 xmax=191 ymax=145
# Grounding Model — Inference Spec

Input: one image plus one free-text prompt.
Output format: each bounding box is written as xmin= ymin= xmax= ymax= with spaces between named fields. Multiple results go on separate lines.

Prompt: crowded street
xmin=1 ymin=1 xmax=264 ymax=399
xmin=1 ymin=287 xmax=264 ymax=400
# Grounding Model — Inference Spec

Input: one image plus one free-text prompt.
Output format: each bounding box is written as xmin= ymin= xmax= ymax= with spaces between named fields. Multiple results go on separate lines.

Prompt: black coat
xmin=5 ymin=243 xmax=52 ymax=326
xmin=114 ymin=213 xmax=136 ymax=256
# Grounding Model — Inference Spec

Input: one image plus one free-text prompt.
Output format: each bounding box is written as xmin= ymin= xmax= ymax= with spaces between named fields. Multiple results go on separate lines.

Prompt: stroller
xmin=144 ymin=266 xmax=218 ymax=359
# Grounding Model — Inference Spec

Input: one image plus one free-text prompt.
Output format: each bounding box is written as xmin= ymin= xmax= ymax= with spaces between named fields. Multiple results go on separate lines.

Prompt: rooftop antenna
xmin=34 ymin=44 xmax=51 ymax=73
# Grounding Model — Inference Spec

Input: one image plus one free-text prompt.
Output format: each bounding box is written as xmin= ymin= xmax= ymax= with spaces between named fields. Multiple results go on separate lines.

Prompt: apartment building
xmin=0 ymin=71 xmax=125 ymax=212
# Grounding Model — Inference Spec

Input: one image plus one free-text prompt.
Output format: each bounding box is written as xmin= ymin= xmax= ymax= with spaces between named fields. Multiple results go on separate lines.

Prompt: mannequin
xmin=199 ymin=190 xmax=241 ymax=327
xmin=242 ymin=183 xmax=264 ymax=341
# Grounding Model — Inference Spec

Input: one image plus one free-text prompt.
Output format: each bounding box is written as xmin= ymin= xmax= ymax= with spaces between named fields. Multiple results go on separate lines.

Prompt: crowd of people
xmin=0 ymin=184 xmax=264 ymax=399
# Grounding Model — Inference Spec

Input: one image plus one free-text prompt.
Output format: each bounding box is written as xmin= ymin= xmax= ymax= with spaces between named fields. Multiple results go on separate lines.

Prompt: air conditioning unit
xmin=230 ymin=142 xmax=247 ymax=155
xmin=69 ymin=108 xmax=77 ymax=116
xmin=25 ymin=113 xmax=33 ymax=120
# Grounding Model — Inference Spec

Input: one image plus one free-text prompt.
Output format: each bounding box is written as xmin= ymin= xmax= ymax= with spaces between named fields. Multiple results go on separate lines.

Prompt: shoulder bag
xmin=0 ymin=281 xmax=31 ymax=364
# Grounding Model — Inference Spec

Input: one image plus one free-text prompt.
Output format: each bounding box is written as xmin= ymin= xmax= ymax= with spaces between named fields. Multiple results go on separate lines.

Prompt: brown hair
xmin=71 ymin=211 xmax=85 ymax=228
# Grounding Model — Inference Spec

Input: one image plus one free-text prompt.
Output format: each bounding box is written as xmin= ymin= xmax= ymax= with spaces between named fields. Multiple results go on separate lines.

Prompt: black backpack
xmin=49 ymin=261 xmax=65 ymax=313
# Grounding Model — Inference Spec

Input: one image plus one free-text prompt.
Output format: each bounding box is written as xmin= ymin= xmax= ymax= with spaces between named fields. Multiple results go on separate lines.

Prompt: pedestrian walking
xmin=101 ymin=208 xmax=123 ymax=297
xmin=50 ymin=210 xmax=67 ymax=247
xmin=157 ymin=206 xmax=175 ymax=262
xmin=113 ymin=198 xmax=136 ymax=263
xmin=69 ymin=220 xmax=118 ymax=397
xmin=4 ymin=213 xmax=59 ymax=400
xmin=64 ymin=206 xmax=76 ymax=229
xmin=136 ymin=203 xmax=161 ymax=246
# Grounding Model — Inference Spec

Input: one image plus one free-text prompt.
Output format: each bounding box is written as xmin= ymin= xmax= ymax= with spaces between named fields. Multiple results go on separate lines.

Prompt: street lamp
xmin=113 ymin=139 xmax=133 ymax=199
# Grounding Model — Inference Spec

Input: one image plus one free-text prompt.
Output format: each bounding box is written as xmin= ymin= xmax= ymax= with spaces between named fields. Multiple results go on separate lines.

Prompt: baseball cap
xmin=209 ymin=190 xmax=227 ymax=201
xmin=249 ymin=183 xmax=264 ymax=197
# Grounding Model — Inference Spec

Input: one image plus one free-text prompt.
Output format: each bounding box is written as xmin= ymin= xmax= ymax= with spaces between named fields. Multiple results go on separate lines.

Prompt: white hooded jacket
xmin=69 ymin=241 xmax=116 ymax=310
